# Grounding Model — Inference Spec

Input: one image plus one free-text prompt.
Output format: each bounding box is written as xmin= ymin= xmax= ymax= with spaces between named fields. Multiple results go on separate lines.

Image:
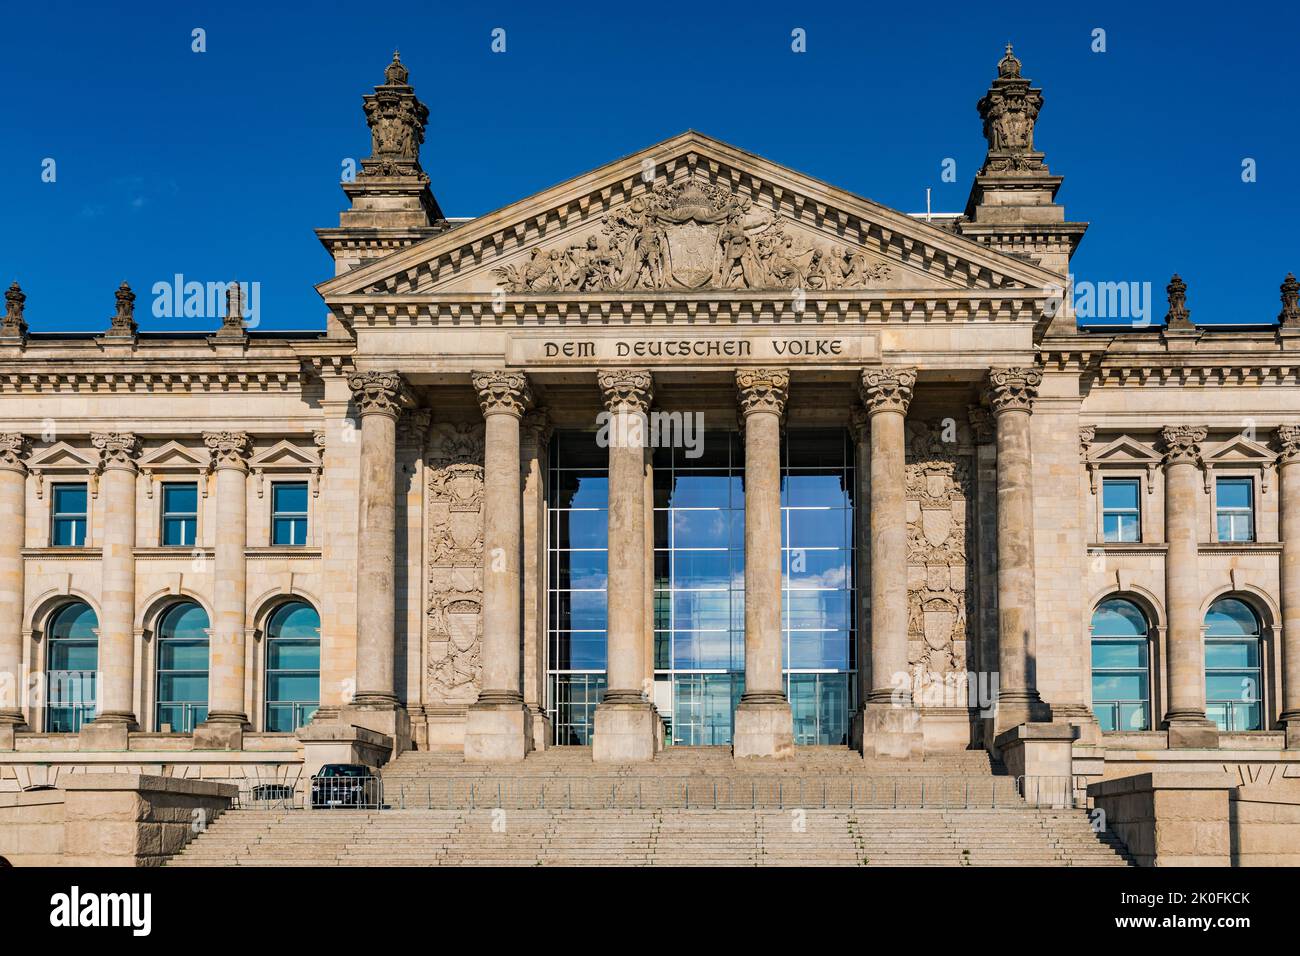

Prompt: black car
xmin=310 ymin=764 xmax=379 ymax=809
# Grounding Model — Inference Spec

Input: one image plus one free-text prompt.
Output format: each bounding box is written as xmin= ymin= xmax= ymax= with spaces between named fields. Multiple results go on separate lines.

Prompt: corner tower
xmin=957 ymin=45 xmax=1087 ymax=278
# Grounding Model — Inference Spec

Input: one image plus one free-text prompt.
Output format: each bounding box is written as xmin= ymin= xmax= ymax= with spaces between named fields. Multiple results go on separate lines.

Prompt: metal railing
xmin=309 ymin=774 xmax=384 ymax=810
xmin=377 ymin=774 xmax=1070 ymax=811
xmin=1015 ymin=775 xmax=1087 ymax=810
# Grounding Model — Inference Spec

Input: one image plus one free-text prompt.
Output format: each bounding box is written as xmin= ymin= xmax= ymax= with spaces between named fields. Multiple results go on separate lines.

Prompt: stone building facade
xmin=2 ymin=48 xmax=1299 ymax=795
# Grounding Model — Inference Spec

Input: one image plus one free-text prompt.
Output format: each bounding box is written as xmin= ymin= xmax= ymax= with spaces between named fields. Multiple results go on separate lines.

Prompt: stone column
xmin=194 ymin=431 xmax=251 ymax=750
xmin=81 ymin=432 xmax=141 ymax=750
xmin=342 ymin=371 xmax=412 ymax=750
xmin=733 ymin=368 xmax=794 ymax=759
xmin=1161 ymin=425 xmax=1218 ymax=748
xmin=0 ymin=434 xmax=29 ymax=748
xmin=521 ymin=407 xmax=552 ymax=749
xmin=593 ymin=369 xmax=661 ymax=762
xmin=985 ymin=369 xmax=1050 ymax=737
xmin=463 ymin=370 xmax=533 ymax=762
xmin=857 ymin=366 xmax=923 ymax=758
xmin=1280 ymin=427 xmax=1300 ymax=749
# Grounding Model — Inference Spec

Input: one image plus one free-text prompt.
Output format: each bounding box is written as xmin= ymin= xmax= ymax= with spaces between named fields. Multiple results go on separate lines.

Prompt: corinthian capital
xmin=0 ymin=433 xmax=30 ymax=472
xmin=597 ymin=369 xmax=653 ymax=413
xmin=91 ymin=432 xmax=141 ymax=471
xmin=1160 ymin=425 xmax=1207 ymax=465
xmin=859 ymin=366 xmax=917 ymax=416
xmin=471 ymin=370 xmax=532 ymax=418
xmin=985 ymin=367 xmax=1042 ymax=414
xmin=203 ymin=431 xmax=252 ymax=470
xmin=736 ymin=368 xmax=789 ymax=417
xmin=1276 ymin=424 xmax=1300 ymax=462
xmin=349 ymin=370 xmax=412 ymax=418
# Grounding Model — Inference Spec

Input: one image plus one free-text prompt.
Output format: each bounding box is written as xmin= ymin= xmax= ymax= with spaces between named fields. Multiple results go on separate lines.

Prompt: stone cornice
xmin=326 ymin=290 xmax=1049 ymax=328
xmin=0 ymin=362 xmax=316 ymax=395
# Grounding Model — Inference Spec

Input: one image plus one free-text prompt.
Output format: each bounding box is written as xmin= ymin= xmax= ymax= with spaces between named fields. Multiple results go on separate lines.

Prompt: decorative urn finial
xmin=1279 ymin=272 xmax=1299 ymax=327
xmin=1165 ymin=274 xmax=1194 ymax=330
xmin=1 ymin=282 xmax=27 ymax=338
xmin=109 ymin=280 xmax=137 ymax=335
xmin=976 ymin=42 xmax=1044 ymax=173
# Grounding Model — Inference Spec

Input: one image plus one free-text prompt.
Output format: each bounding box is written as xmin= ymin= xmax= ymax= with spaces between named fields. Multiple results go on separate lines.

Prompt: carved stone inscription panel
xmin=425 ymin=422 xmax=486 ymax=706
xmin=905 ymin=420 xmax=973 ymax=694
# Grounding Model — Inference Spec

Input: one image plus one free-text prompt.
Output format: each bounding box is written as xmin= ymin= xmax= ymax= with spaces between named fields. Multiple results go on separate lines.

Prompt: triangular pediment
xmin=248 ymin=440 xmax=320 ymax=470
xmin=318 ymin=131 xmax=1060 ymax=307
xmin=1204 ymin=435 xmax=1275 ymax=464
xmin=27 ymin=442 xmax=97 ymax=471
xmin=1090 ymin=436 xmax=1160 ymax=464
xmin=138 ymin=441 xmax=206 ymax=470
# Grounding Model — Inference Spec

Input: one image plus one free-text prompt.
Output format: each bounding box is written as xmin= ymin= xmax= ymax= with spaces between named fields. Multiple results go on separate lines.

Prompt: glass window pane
xmin=1091 ymin=599 xmax=1148 ymax=637
xmin=1102 ymin=479 xmax=1139 ymax=511
xmin=787 ymin=509 xmax=848 ymax=550
xmin=49 ymin=641 xmax=98 ymax=672
xmin=672 ymin=509 xmax=731 ymax=548
xmin=266 ymin=639 xmax=320 ymax=670
xmin=1118 ymin=702 xmax=1149 ymax=731
xmin=158 ymin=640 xmax=209 ymax=670
xmin=1092 ymin=639 xmax=1147 ymax=669
xmin=667 ymin=473 xmax=734 ymax=509
xmin=163 ymin=483 xmax=198 ymax=513
xmin=1206 ymin=673 xmax=1258 ymax=702
xmin=158 ymin=674 xmax=208 ymax=701
xmin=785 ymin=549 xmax=850 ymax=589
xmin=1092 ymin=673 xmax=1147 ymax=701
xmin=783 ymin=473 xmax=850 ymax=509
xmin=273 ymin=482 xmax=308 ymax=513
xmin=1206 ymin=638 xmax=1260 ymax=669
xmin=671 ymin=550 xmax=731 ymax=590
xmin=267 ymin=673 xmax=319 ymax=701
xmin=1216 ymin=478 xmax=1252 ymax=510
xmin=53 ymin=484 xmax=87 ymax=515
xmin=1205 ymin=599 xmax=1259 ymax=637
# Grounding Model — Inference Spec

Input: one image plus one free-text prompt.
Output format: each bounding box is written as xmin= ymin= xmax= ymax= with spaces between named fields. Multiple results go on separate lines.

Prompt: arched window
xmin=1090 ymin=598 xmax=1151 ymax=731
xmin=155 ymin=602 xmax=210 ymax=733
xmin=46 ymin=602 xmax=98 ymax=732
xmin=1205 ymin=598 xmax=1262 ymax=731
xmin=265 ymin=602 xmax=320 ymax=732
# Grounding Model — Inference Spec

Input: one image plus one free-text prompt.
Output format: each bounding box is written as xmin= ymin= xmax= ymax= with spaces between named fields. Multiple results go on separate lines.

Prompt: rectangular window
xmin=1102 ymin=478 xmax=1141 ymax=542
xmin=51 ymin=483 xmax=88 ymax=547
xmin=1216 ymin=478 xmax=1255 ymax=543
xmin=161 ymin=482 xmax=198 ymax=547
xmin=271 ymin=482 xmax=309 ymax=546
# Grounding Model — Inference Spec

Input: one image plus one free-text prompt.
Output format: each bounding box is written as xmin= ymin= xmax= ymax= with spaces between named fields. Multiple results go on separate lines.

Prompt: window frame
xmin=1100 ymin=476 xmax=1143 ymax=543
xmin=44 ymin=601 xmax=99 ymax=732
xmin=263 ymin=600 xmax=321 ymax=732
xmin=270 ymin=480 xmax=310 ymax=547
xmin=1214 ymin=476 xmax=1256 ymax=543
xmin=1204 ymin=597 xmax=1264 ymax=732
xmin=152 ymin=601 xmax=210 ymax=733
xmin=1089 ymin=598 xmax=1153 ymax=733
xmin=50 ymin=481 xmax=89 ymax=548
xmin=159 ymin=481 xmax=200 ymax=548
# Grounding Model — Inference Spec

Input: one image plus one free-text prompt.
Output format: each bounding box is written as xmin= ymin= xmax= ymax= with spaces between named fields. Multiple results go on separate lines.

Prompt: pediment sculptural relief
xmin=491 ymin=180 xmax=893 ymax=293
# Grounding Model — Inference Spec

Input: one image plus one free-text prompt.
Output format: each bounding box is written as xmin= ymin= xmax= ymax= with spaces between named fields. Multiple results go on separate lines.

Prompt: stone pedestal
xmin=299 ymin=720 xmax=393 ymax=809
xmin=338 ymin=700 xmax=411 ymax=755
xmin=733 ymin=369 xmax=794 ymax=759
xmin=593 ymin=700 xmax=662 ymax=763
xmin=193 ymin=720 xmax=245 ymax=751
xmin=860 ymin=701 xmax=923 ymax=759
xmin=733 ymin=699 xmax=794 ymax=760
xmin=996 ymin=722 xmax=1077 ymax=808
xmin=1087 ymin=772 xmax=1234 ymax=867
xmin=77 ymin=719 xmax=131 ymax=752
xmin=463 ymin=696 xmax=532 ymax=763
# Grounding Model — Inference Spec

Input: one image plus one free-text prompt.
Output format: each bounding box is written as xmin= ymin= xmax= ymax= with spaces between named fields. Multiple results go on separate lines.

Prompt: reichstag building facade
xmin=2 ymin=48 xmax=1299 ymax=793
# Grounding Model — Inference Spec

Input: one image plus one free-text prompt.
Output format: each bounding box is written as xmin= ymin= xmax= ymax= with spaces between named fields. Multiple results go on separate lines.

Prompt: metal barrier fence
xmin=310 ymin=774 xmax=384 ymax=810
xmin=378 ymin=774 xmax=1082 ymax=811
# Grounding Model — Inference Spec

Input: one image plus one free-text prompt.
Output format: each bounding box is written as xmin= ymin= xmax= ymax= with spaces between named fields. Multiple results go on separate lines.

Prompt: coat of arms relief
xmin=904 ymin=420 xmax=973 ymax=697
xmin=425 ymin=422 xmax=486 ymax=705
xmin=491 ymin=180 xmax=894 ymax=293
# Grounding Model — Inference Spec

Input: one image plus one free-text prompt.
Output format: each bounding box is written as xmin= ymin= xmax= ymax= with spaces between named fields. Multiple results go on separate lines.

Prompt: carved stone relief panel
xmin=904 ymin=420 xmax=974 ymax=698
xmin=425 ymin=422 xmax=485 ymax=706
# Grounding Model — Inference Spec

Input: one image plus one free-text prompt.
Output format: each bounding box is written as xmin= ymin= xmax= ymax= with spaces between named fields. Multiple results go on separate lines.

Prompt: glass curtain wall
xmin=546 ymin=426 xmax=855 ymax=746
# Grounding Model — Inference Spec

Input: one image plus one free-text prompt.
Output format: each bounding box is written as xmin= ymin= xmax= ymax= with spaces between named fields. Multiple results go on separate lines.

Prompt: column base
xmin=340 ymin=699 xmax=411 ymax=756
xmin=592 ymin=698 xmax=662 ymax=763
xmin=1284 ymin=718 xmax=1300 ymax=751
xmin=0 ymin=712 xmax=26 ymax=752
xmin=1164 ymin=715 xmax=1220 ymax=749
xmin=463 ymin=694 xmax=532 ymax=763
xmin=732 ymin=697 xmax=794 ymax=760
xmin=993 ymin=693 xmax=1052 ymax=738
xmin=528 ymin=706 xmax=552 ymax=752
xmin=858 ymin=701 xmax=923 ymax=759
xmin=193 ymin=714 xmax=249 ymax=751
xmin=79 ymin=713 xmax=137 ymax=751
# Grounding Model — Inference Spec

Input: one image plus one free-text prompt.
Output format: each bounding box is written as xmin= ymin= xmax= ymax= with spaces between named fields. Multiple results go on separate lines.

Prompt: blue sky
xmin=3 ymin=1 xmax=1297 ymax=332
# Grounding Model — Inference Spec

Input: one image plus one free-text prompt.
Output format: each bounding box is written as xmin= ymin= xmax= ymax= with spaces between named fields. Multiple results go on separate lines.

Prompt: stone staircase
xmin=170 ymin=746 xmax=1134 ymax=866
